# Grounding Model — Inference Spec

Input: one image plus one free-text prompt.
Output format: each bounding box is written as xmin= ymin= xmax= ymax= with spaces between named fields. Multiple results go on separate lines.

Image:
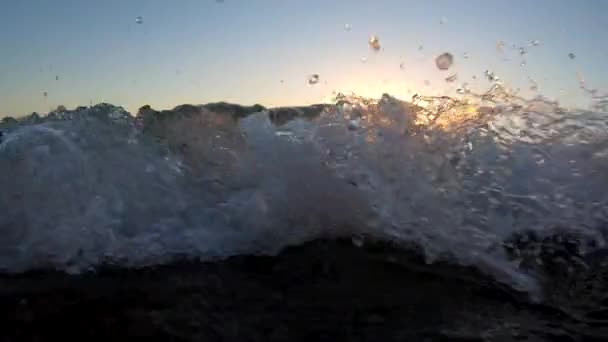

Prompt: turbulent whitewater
xmin=1 ymin=93 xmax=607 ymax=294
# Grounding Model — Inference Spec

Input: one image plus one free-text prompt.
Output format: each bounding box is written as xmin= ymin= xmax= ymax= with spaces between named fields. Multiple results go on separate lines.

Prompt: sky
xmin=1 ymin=0 xmax=607 ymax=117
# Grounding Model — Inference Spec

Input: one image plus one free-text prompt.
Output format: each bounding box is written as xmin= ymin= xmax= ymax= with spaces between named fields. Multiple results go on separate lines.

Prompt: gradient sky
xmin=1 ymin=0 xmax=607 ymax=117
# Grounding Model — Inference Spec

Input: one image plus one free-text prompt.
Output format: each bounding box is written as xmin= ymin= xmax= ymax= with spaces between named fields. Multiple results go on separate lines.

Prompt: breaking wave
xmin=1 ymin=90 xmax=607 ymax=295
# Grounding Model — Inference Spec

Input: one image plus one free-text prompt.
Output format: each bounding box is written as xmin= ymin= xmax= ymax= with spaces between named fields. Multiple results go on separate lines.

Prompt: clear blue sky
xmin=1 ymin=0 xmax=607 ymax=117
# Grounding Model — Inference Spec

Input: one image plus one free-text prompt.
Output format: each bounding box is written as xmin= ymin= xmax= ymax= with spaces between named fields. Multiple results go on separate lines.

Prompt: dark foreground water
xmin=1 ymin=237 xmax=607 ymax=341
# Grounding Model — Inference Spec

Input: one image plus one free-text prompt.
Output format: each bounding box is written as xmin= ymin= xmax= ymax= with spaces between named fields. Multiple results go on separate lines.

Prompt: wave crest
xmin=1 ymin=96 xmax=606 ymax=295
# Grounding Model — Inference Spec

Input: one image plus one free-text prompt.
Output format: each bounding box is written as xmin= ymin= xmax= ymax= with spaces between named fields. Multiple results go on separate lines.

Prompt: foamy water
xmin=0 ymin=94 xmax=607 ymax=295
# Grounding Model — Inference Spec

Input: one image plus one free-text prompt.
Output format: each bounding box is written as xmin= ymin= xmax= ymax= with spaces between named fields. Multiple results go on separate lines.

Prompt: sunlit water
xmin=1 ymin=89 xmax=607 ymax=296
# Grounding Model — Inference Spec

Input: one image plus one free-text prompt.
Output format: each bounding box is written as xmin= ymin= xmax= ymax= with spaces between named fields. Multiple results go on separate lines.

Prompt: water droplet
xmin=424 ymin=80 xmax=431 ymax=86
xmin=43 ymin=91 xmax=48 ymax=97
xmin=369 ymin=35 xmax=381 ymax=51
xmin=484 ymin=70 xmax=500 ymax=82
xmin=520 ymin=60 xmax=527 ymax=66
xmin=519 ymin=47 xmax=527 ymax=55
xmin=445 ymin=74 xmax=458 ymax=83
xmin=339 ymin=102 xmax=353 ymax=116
xmin=399 ymin=62 xmax=405 ymax=70
xmin=456 ymin=83 xmax=470 ymax=94
xmin=361 ymin=57 xmax=367 ymax=63
xmin=307 ymin=74 xmax=320 ymax=85
xmin=435 ymin=52 xmax=454 ymax=70
xmin=496 ymin=40 xmax=505 ymax=53
xmin=472 ymin=75 xmax=477 ymax=80
xmin=135 ymin=16 xmax=143 ymax=24
xmin=463 ymin=52 xmax=469 ymax=59
xmin=529 ymin=78 xmax=538 ymax=91
xmin=344 ymin=23 xmax=352 ymax=31
xmin=530 ymin=40 xmax=541 ymax=46
xmin=55 ymin=75 xmax=59 ymax=81
xmin=440 ymin=16 xmax=448 ymax=24
xmin=568 ymin=52 xmax=576 ymax=60
xmin=418 ymin=45 xmax=424 ymax=51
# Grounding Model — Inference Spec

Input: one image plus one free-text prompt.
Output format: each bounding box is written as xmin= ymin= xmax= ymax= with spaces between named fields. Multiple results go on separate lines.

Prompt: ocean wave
xmin=1 ymin=95 xmax=607 ymax=296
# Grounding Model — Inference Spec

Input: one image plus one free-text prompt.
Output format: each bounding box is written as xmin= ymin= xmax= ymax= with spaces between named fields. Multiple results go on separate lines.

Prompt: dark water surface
xmin=1 ymin=238 xmax=607 ymax=341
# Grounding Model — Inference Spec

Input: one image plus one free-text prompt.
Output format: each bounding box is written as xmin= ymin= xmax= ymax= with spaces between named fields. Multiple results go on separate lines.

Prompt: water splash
xmin=1 ymin=93 xmax=607 ymax=297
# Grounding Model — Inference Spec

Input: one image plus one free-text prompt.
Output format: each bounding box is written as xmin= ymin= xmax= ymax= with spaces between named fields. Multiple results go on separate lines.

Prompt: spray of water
xmin=0 ymin=92 xmax=606 ymax=296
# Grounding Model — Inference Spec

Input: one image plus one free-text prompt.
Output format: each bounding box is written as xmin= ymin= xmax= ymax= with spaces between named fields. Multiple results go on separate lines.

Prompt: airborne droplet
xmin=399 ymin=62 xmax=405 ymax=70
xmin=456 ymin=83 xmax=470 ymax=94
xmin=435 ymin=52 xmax=454 ymax=70
xmin=307 ymin=74 xmax=320 ymax=85
xmin=135 ymin=16 xmax=143 ymax=24
xmin=344 ymin=23 xmax=352 ymax=31
xmin=519 ymin=47 xmax=527 ymax=55
xmin=484 ymin=70 xmax=500 ymax=82
xmin=369 ymin=35 xmax=381 ymax=51
xmin=445 ymin=74 xmax=458 ymax=83
xmin=530 ymin=40 xmax=541 ymax=46
xmin=568 ymin=53 xmax=576 ymax=60
xmin=496 ymin=40 xmax=505 ymax=53
xmin=529 ymin=78 xmax=538 ymax=91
